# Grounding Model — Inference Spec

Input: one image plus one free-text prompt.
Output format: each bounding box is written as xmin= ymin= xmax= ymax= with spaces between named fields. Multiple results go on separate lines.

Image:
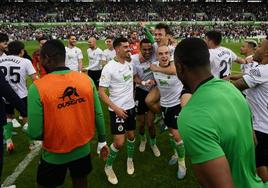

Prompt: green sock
xmin=4 ymin=121 xmax=13 ymax=140
xmin=106 ymin=144 xmax=119 ymax=167
xmin=140 ymin=134 xmax=146 ymax=141
xmin=149 ymin=137 xmax=156 ymax=145
xmin=127 ymin=139 xmax=135 ymax=159
xmin=175 ymin=141 xmax=185 ymax=161
xmin=168 ymin=134 xmax=176 ymax=150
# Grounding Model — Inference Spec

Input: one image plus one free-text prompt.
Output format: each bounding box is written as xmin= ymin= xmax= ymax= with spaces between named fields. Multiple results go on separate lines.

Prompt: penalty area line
xmin=2 ymin=145 xmax=41 ymax=187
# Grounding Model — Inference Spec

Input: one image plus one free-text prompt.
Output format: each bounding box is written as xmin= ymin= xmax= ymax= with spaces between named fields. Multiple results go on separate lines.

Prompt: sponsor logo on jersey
xmin=57 ymin=86 xmax=86 ymax=109
xmin=249 ymin=68 xmax=261 ymax=77
xmin=159 ymin=79 xmax=169 ymax=86
xmin=123 ymin=74 xmax=132 ymax=81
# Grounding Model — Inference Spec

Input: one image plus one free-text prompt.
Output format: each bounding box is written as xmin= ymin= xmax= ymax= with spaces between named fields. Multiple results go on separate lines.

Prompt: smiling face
xmin=68 ymin=36 xmax=77 ymax=47
xmin=140 ymin=42 xmax=153 ymax=61
xmin=157 ymin=46 xmax=170 ymax=67
xmin=154 ymin=28 xmax=167 ymax=45
xmin=116 ymin=41 xmax=131 ymax=60
xmin=253 ymin=39 xmax=268 ymax=64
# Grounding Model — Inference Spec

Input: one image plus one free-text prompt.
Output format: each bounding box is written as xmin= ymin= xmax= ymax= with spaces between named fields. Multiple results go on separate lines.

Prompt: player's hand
xmin=114 ymin=107 xmax=128 ymax=119
xmin=245 ymin=56 xmax=253 ymax=64
xmin=150 ymin=64 xmax=159 ymax=72
xmin=145 ymin=79 xmax=155 ymax=88
xmin=100 ymin=145 xmax=110 ymax=161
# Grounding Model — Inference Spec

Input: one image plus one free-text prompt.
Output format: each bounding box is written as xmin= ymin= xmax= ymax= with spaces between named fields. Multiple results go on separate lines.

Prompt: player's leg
xmin=37 ymin=158 xmax=67 ymax=188
xmin=255 ymin=131 xmax=268 ymax=182
xmin=69 ymin=154 xmax=92 ymax=188
xmin=146 ymin=110 xmax=160 ymax=157
xmin=104 ymin=111 xmax=126 ymax=184
xmin=4 ymin=102 xmax=15 ymax=153
xmin=135 ymin=88 xmax=147 ymax=152
xmin=125 ymin=108 xmax=136 ymax=175
xmin=145 ymin=87 xmax=161 ymax=113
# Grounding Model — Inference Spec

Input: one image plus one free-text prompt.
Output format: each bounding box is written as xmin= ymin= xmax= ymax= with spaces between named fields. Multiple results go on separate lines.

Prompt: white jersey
xmin=103 ymin=48 xmax=116 ymax=62
xmin=131 ymin=54 xmax=154 ymax=91
xmin=209 ymin=46 xmax=237 ymax=78
xmin=0 ymin=55 xmax=36 ymax=98
xmin=86 ymin=48 xmax=105 ymax=71
xmin=65 ymin=46 xmax=83 ymax=71
xmin=153 ymin=61 xmax=183 ymax=107
xmin=240 ymin=55 xmax=258 ymax=74
xmin=243 ymin=64 xmax=268 ymax=134
xmin=152 ymin=43 xmax=175 ymax=62
xmin=99 ymin=59 xmax=135 ymax=111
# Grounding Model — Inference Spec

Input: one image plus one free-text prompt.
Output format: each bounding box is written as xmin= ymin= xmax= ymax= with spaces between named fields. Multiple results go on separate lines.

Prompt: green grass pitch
xmin=1 ymin=40 xmax=243 ymax=188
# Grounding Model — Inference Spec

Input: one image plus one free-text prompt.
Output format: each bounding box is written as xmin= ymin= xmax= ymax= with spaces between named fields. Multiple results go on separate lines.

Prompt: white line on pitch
xmin=2 ymin=145 xmax=41 ymax=186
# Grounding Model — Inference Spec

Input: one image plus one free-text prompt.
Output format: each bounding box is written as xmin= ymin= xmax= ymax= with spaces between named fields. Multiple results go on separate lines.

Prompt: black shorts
xmin=5 ymin=97 xmax=27 ymax=116
xmin=109 ymin=108 xmax=136 ymax=135
xmin=37 ymin=154 xmax=92 ymax=187
xmin=255 ymin=131 xmax=268 ymax=167
xmin=135 ymin=87 xmax=149 ymax=115
xmin=161 ymin=105 xmax=181 ymax=129
xmin=88 ymin=70 xmax=102 ymax=88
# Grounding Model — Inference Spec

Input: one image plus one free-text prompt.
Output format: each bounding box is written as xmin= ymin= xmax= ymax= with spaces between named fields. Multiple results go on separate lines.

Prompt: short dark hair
xmin=67 ymin=34 xmax=76 ymax=39
xmin=105 ymin=36 xmax=114 ymax=41
xmin=245 ymin=40 xmax=257 ymax=49
xmin=175 ymin=38 xmax=210 ymax=69
xmin=131 ymin=30 xmax=137 ymax=34
xmin=113 ymin=37 xmax=128 ymax=49
xmin=205 ymin=31 xmax=222 ymax=46
xmin=140 ymin=38 xmax=152 ymax=46
xmin=155 ymin=23 xmax=171 ymax=35
xmin=37 ymin=35 xmax=48 ymax=42
xmin=8 ymin=41 xmax=24 ymax=55
xmin=40 ymin=40 xmax=66 ymax=64
xmin=0 ymin=33 xmax=9 ymax=43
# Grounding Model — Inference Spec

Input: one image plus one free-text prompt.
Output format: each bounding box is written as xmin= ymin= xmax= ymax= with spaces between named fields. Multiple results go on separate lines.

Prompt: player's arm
xmin=27 ymin=84 xmax=43 ymax=140
xmin=193 ymin=157 xmax=235 ymax=188
xmin=78 ymin=58 xmax=83 ymax=73
xmin=0 ymin=71 xmax=27 ymax=118
xmin=180 ymin=88 xmax=192 ymax=108
xmin=234 ymin=57 xmax=246 ymax=64
xmin=150 ymin=62 xmax=176 ymax=75
xmin=140 ymin=22 xmax=155 ymax=44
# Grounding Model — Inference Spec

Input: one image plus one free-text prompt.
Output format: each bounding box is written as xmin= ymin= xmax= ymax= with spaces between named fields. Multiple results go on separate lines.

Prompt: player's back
xmin=0 ymin=55 xmax=36 ymax=98
xmin=209 ymin=46 xmax=237 ymax=78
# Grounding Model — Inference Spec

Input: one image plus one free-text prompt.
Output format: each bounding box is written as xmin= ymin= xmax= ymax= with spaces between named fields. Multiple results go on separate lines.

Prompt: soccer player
xmin=129 ymin=31 xmax=140 ymax=55
xmin=65 ymin=34 xmax=83 ymax=72
xmin=27 ymin=39 xmax=109 ymax=188
xmin=0 ymin=41 xmax=37 ymax=153
xmin=103 ymin=37 xmax=116 ymax=64
xmin=85 ymin=37 xmax=105 ymax=88
xmin=175 ymin=37 xmax=267 ymax=188
xmin=132 ymin=39 xmax=160 ymax=157
xmin=153 ymin=45 xmax=186 ymax=179
xmin=232 ymin=37 xmax=268 ymax=183
xmin=204 ymin=30 xmax=245 ymax=78
xmin=99 ymin=37 xmax=136 ymax=185
xmin=0 ymin=70 xmax=27 ymax=180
xmin=240 ymin=39 xmax=258 ymax=74
xmin=32 ymin=35 xmax=48 ymax=78
xmin=0 ymin=33 xmax=8 ymax=57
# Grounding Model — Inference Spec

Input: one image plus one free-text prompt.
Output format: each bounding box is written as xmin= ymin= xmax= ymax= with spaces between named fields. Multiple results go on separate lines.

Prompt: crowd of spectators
xmin=1 ymin=23 xmax=267 ymax=41
xmin=0 ymin=2 xmax=267 ymax=23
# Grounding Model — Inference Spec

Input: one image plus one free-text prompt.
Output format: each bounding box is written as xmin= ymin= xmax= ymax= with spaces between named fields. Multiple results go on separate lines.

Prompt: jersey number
xmin=219 ymin=59 xmax=231 ymax=78
xmin=0 ymin=66 xmax=21 ymax=83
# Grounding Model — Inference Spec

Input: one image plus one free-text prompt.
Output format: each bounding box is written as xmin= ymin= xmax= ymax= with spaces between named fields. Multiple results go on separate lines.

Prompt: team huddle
xmin=0 ymin=22 xmax=267 ymax=188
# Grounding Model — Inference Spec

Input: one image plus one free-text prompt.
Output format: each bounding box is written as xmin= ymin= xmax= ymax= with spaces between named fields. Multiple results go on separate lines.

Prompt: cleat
xmin=12 ymin=119 xmax=21 ymax=128
xmin=177 ymin=160 xmax=187 ymax=179
xmin=6 ymin=139 xmax=14 ymax=153
xmin=127 ymin=159 xmax=134 ymax=175
xmin=150 ymin=144 xmax=160 ymax=157
xmin=168 ymin=154 xmax=178 ymax=166
xmin=104 ymin=166 xmax=118 ymax=185
xmin=139 ymin=139 xmax=147 ymax=152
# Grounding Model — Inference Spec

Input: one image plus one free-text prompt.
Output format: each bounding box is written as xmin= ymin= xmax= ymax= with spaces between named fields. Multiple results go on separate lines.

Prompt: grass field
xmin=1 ymin=40 xmax=244 ymax=188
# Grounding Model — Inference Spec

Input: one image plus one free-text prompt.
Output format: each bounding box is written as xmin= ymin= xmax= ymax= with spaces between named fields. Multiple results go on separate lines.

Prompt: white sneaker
xmin=12 ymin=119 xmax=21 ymax=128
xmin=127 ymin=159 xmax=134 ymax=175
xmin=139 ymin=139 xmax=147 ymax=152
xmin=150 ymin=144 xmax=160 ymax=157
xmin=104 ymin=166 xmax=118 ymax=185
xmin=168 ymin=154 xmax=178 ymax=166
xmin=177 ymin=160 xmax=187 ymax=179
xmin=1 ymin=185 xmax=16 ymax=188
xmin=22 ymin=123 xmax=28 ymax=132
